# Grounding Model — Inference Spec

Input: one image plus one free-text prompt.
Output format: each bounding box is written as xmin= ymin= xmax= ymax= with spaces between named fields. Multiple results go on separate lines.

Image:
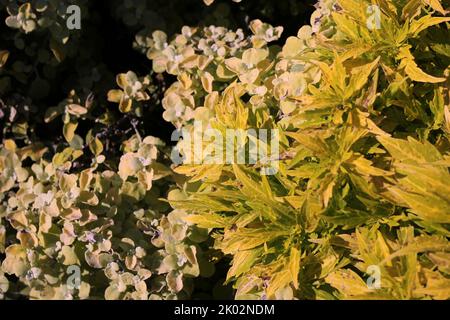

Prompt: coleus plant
xmin=1 ymin=0 xmax=449 ymax=301
xmin=144 ymin=0 xmax=450 ymax=299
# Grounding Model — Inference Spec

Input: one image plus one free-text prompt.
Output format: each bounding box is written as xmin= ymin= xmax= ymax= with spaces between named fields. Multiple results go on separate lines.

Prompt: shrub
xmin=150 ymin=0 xmax=450 ymax=299
xmin=0 ymin=134 xmax=215 ymax=299
xmin=1 ymin=0 xmax=449 ymax=301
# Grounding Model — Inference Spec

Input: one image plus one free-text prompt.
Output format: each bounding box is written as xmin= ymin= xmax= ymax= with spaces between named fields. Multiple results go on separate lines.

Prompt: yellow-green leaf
xmin=289 ymin=248 xmax=301 ymax=289
xmin=0 ymin=50 xmax=9 ymax=67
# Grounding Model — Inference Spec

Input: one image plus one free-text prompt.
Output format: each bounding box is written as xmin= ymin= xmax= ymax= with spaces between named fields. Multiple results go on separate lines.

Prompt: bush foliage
xmin=1 ymin=0 xmax=449 ymax=300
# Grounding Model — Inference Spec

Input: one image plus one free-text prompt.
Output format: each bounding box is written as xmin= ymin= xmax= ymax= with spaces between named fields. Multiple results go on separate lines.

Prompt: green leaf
xmin=380 ymin=236 xmax=450 ymax=266
xmin=409 ymin=16 xmax=450 ymax=37
xmin=88 ymin=136 xmax=104 ymax=156
xmin=226 ymin=248 xmax=263 ymax=282
xmin=289 ymin=248 xmax=301 ymax=289
xmin=183 ymin=213 xmax=230 ymax=229
xmin=63 ymin=121 xmax=78 ymax=143
xmin=378 ymin=136 xmax=443 ymax=163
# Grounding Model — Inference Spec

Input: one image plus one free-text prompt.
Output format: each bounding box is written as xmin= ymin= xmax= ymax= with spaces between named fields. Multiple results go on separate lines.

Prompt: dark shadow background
xmin=1 ymin=0 xmax=316 ymax=145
